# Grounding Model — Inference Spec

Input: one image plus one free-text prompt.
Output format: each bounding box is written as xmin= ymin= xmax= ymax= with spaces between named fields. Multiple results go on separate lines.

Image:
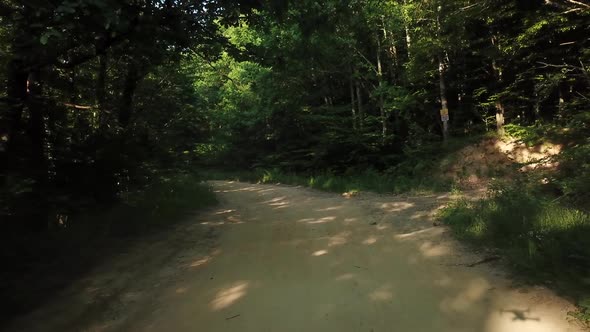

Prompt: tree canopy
xmin=1 ymin=0 xmax=588 ymax=226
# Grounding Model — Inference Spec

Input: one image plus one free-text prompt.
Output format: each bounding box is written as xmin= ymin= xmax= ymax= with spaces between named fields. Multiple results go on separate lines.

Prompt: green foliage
xmin=204 ymin=167 xmax=451 ymax=195
xmin=439 ymin=183 xmax=590 ymax=321
xmin=98 ymin=173 xmax=217 ymax=236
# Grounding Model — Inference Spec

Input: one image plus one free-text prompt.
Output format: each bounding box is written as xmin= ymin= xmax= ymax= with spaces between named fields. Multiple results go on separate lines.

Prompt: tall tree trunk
xmin=491 ymin=35 xmax=505 ymax=134
xmin=438 ymin=53 xmax=449 ymax=142
xmin=355 ymin=78 xmax=364 ymax=131
xmin=376 ymin=30 xmax=387 ymax=143
xmin=436 ymin=5 xmax=449 ymax=142
xmin=119 ymin=63 xmax=139 ymax=128
xmin=27 ymin=69 xmax=49 ymax=231
xmin=403 ymin=1 xmax=412 ymax=60
xmin=349 ymin=74 xmax=357 ymax=131
xmin=495 ymin=101 xmax=505 ymax=135
xmin=2 ymin=60 xmax=28 ymax=167
xmin=96 ymin=54 xmax=108 ymax=129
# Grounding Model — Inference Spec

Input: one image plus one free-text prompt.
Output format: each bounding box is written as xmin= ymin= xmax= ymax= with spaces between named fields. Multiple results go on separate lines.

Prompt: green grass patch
xmin=203 ymin=168 xmax=452 ymax=195
xmin=439 ymin=185 xmax=590 ymax=322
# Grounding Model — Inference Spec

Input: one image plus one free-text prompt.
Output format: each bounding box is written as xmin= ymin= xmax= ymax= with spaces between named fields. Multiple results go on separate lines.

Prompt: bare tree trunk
xmin=376 ymin=30 xmax=387 ymax=143
xmin=438 ymin=53 xmax=449 ymax=142
xmin=96 ymin=54 xmax=108 ymax=129
xmin=436 ymin=5 xmax=449 ymax=142
xmin=495 ymin=101 xmax=505 ymax=135
xmin=403 ymin=0 xmax=412 ymax=59
xmin=118 ymin=63 xmax=139 ymax=128
xmin=349 ymin=74 xmax=357 ymax=131
xmin=27 ymin=69 xmax=49 ymax=231
xmin=2 ymin=60 xmax=28 ymax=165
xmin=491 ymin=36 xmax=505 ymax=135
xmin=355 ymin=78 xmax=364 ymax=131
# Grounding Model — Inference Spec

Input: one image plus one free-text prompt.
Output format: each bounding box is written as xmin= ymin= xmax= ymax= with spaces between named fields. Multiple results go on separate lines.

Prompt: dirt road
xmin=7 ymin=181 xmax=586 ymax=332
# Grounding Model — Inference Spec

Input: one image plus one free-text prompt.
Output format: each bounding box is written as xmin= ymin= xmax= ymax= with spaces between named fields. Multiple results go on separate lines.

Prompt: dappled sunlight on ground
xmin=46 ymin=180 xmax=580 ymax=332
xmin=368 ymin=284 xmax=394 ymax=302
xmin=379 ymin=201 xmax=414 ymax=212
xmin=327 ymin=231 xmax=350 ymax=247
xmin=312 ymin=250 xmax=329 ymax=257
xmin=210 ymin=281 xmax=250 ymax=311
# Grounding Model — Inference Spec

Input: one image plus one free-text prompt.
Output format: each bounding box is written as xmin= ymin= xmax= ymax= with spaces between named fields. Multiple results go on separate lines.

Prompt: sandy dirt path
xmin=6 ymin=181 xmax=586 ymax=332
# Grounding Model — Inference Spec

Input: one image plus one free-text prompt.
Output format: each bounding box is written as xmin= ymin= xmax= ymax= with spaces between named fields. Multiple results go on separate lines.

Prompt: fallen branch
xmin=442 ymin=255 xmax=501 ymax=268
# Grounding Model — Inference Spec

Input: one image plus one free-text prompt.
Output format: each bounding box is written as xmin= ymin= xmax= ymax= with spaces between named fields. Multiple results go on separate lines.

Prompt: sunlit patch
xmin=362 ymin=236 xmax=378 ymax=245
xmin=176 ymin=287 xmax=188 ymax=294
xmin=200 ymin=221 xmax=226 ymax=226
xmin=335 ymin=273 xmax=355 ymax=281
xmin=419 ymin=241 xmax=451 ymax=257
xmin=308 ymin=216 xmax=336 ymax=224
xmin=395 ymin=227 xmax=443 ymax=239
xmin=369 ymin=285 xmax=393 ymax=301
xmin=316 ymin=206 xmax=342 ymax=212
xmin=226 ymin=215 xmax=243 ymax=223
xmin=312 ymin=250 xmax=329 ymax=256
xmin=376 ymin=224 xmax=390 ymax=231
xmin=210 ymin=281 xmax=250 ymax=311
xmin=440 ymin=278 xmax=489 ymax=313
xmin=214 ymin=209 xmax=235 ymax=215
xmin=328 ymin=231 xmax=350 ymax=247
xmin=189 ymin=256 xmax=211 ymax=268
xmin=410 ymin=212 xmax=429 ymax=220
xmin=263 ymin=196 xmax=287 ymax=204
xmin=379 ymin=201 xmax=414 ymax=212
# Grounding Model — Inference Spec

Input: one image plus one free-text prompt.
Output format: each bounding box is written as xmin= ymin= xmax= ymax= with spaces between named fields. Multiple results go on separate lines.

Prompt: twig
xmin=226 ymin=314 xmax=241 ymax=320
xmin=441 ymin=255 xmax=501 ymax=267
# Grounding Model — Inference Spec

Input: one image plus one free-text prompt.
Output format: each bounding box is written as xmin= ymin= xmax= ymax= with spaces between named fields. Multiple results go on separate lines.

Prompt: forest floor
xmin=5 ymin=181 xmax=587 ymax=332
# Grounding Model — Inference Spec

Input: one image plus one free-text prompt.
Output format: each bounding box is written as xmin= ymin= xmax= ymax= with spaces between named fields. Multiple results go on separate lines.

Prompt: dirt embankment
xmin=5 ymin=181 xmax=585 ymax=332
xmin=440 ymin=137 xmax=562 ymax=188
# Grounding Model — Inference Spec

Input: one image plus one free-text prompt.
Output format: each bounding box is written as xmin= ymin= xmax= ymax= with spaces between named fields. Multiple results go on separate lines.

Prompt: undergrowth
xmin=0 ymin=173 xmax=216 ymax=324
xmin=439 ymin=181 xmax=590 ymax=322
xmin=204 ymin=168 xmax=452 ymax=195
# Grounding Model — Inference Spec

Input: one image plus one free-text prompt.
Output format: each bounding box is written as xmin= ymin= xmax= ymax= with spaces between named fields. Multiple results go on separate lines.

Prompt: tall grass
xmin=439 ymin=185 xmax=590 ymax=321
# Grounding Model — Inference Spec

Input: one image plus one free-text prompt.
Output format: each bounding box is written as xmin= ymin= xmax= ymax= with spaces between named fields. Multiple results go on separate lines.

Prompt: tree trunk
xmin=491 ymin=35 xmax=505 ymax=134
xmin=376 ymin=30 xmax=387 ymax=143
xmin=96 ymin=54 xmax=108 ymax=129
xmin=355 ymin=78 xmax=364 ymax=131
xmin=495 ymin=101 xmax=505 ymax=135
xmin=403 ymin=1 xmax=412 ymax=60
xmin=118 ymin=63 xmax=139 ymax=128
xmin=349 ymin=74 xmax=357 ymax=131
xmin=2 ymin=60 xmax=28 ymax=166
xmin=436 ymin=6 xmax=449 ymax=142
xmin=27 ymin=69 xmax=49 ymax=231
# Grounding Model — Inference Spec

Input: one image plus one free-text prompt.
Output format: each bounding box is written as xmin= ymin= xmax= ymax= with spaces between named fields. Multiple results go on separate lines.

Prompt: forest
xmin=1 ymin=0 xmax=590 ymax=326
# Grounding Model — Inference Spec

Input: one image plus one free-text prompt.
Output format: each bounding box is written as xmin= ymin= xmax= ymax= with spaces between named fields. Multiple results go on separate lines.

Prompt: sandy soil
xmin=5 ymin=181 xmax=587 ymax=332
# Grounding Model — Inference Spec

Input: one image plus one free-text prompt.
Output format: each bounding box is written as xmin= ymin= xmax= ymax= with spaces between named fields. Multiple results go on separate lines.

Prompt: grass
xmin=439 ymin=184 xmax=590 ymax=322
xmin=0 ymin=173 xmax=217 ymax=325
xmin=203 ymin=168 xmax=452 ymax=195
